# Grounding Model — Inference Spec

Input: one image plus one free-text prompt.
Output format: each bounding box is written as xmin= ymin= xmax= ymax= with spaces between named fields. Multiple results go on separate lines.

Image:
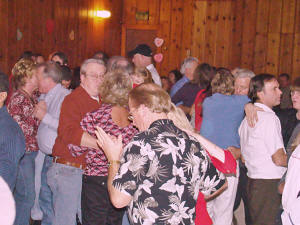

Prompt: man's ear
xmin=0 ymin=92 xmax=8 ymax=103
xmin=256 ymin=91 xmax=263 ymax=102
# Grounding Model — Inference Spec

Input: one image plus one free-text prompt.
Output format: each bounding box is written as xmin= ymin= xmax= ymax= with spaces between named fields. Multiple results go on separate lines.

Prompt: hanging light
xmin=95 ymin=10 xmax=111 ymax=18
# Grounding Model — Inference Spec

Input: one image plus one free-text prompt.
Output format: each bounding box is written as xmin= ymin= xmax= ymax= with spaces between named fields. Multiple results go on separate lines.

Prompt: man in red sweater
xmin=48 ymin=58 xmax=106 ymax=225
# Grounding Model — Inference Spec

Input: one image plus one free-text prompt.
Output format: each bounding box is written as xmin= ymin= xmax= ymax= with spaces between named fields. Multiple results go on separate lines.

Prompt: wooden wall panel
xmin=0 ymin=1 xmax=8 ymax=73
xmin=266 ymin=33 xmax=281 ymax=75
xmin=279 ymin=34 xmax=294 ymax=75
xmin=180 ymin=0 xmax=194 ymax=61
xmin=158 ymin=0 xmax=171 ymax=75
xmin=204 ymin=2 xmax=218 ymax=65
xmin=282 ymin=0 xmax=296 ymax=34
xmin=293 ymin=34 xmax=300 ymax=77
xmin=3 ymin=0 xmax=300 ymax=79
xmin=191 ymin=1 xmax=207 ymax=63
xmin=240 ymin=0 xmax=257 ymax=69
xmin=168 ymin=0 xmax=184 ymax=72
xmin=0 ymin=0 xmax=122 ymax=75
xmin=230 ymin=0 xmax=244 ymax=69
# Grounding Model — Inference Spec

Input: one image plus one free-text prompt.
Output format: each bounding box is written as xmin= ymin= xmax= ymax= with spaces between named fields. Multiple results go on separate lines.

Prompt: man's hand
xmin=227 ymin=146 xmax=241 ymax=160
xmin=244 ymin=103 xmax=263 ymax=127
xmin=33 ymin=101 xmax=47 ymax=120
xmin=95 ymin=126 xmax=123 ymax=162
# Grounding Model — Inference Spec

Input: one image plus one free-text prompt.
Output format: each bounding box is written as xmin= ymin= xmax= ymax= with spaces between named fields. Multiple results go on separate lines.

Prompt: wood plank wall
xmin=0 ymin=0 xmax=122 ymax=75
xmin=123 ymin=0 xmax=300 ymax=79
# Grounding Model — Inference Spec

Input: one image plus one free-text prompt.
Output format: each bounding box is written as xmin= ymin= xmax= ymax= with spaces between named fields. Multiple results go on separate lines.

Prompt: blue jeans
xmin=47 ymin=163 xmax=83 ymax=225
xmin=122 ymin=212 xmax=130 ymax=225
xmin=39 ymin=155 xmax=54 ymax=225
xmin=14 ymin=151 xmax=38 ymax=225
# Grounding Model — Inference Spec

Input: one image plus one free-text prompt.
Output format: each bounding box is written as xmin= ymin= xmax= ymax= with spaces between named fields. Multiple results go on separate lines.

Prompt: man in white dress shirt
xmin=239 ymin=74 xmax=287 ymax=225
xmin=128 ymin=44 xmax=162 ymax=86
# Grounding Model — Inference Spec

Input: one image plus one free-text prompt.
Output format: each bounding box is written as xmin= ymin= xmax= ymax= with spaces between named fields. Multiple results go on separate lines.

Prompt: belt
xmin=53 ymin=157 xmax=85 ymax=170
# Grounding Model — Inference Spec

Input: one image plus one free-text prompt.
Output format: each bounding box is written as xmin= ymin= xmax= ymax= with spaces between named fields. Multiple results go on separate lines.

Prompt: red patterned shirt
xmin=69 ymin=103 xmax=138 ymax=176
xmin=7 ymin=90 xmax=39 ymax=152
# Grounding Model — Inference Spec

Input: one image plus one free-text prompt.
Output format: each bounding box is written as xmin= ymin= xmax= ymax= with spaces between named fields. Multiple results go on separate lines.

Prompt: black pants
xmin=233 ymin=164 xmax=252 ymax=225
xmin=81 ymin=175 xmax=124 ymax=225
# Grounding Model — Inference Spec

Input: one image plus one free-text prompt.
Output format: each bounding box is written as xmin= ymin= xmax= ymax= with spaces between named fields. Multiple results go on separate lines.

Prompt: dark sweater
xmin=0 ymin=106 xmax=25 ymax=190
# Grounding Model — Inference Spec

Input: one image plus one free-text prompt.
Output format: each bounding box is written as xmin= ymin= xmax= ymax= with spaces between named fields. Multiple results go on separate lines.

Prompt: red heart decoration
xmin=46 ymin=20 xmax=55 ymax=34
xmin=154 ymin=38 xmax=164 ymax=47
xmin=154 ymin=53 xmax=163 ymax=63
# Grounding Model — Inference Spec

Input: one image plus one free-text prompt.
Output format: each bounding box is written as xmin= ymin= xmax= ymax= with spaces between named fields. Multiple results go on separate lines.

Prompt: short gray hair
xmin=180 ymin=57 xmax=199 ymax=74
xmin=233 ymin=68 xmax=255 ymax=79
xmin=109 ymin=57 xmax=133 ymax=74
xmin=37 ymin=61 xmax=63 ymax=83
xmin=80 ymin=58 xmax=106 ymax=76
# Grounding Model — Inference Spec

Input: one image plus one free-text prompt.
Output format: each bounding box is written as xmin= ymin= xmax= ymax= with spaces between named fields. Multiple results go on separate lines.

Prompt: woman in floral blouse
xmin=7 ymin=58 xmax=39 ymax=225
xmin=69 ymin=70 xmax=138 ymax=225
xmin=96 ymin=83 xmax=227 ymax=225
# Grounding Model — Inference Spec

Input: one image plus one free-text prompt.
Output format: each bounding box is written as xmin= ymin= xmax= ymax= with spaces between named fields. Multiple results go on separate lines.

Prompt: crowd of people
xmin=0 ymin=43 xmax=299 ymax=225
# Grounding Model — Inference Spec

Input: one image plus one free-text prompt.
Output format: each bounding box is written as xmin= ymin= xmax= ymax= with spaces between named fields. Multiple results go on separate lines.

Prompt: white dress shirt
xmin=239 ymin=103 xmax=286 ymax=179
xmin=146 ymin=64 xmax=162 ymax=87
xmin=37 ymin=84 xmax=71 ymax=154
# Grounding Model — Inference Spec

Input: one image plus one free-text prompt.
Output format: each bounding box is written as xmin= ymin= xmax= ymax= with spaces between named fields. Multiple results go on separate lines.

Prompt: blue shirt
xmin=0 ymin=106 xmax=25 ymax=190
xmin=170 ymin=76 xmax=189 ymax=97
xmin=37 ymin=84 xmax=71 ymax=154
xmin=200 ymin=93 xmax=249 ymax=149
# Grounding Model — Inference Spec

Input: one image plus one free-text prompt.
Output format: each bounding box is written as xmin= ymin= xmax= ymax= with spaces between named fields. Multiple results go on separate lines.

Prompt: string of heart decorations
xmin=153 ymin=37 xmax=164 ymax=63
xmin=17 ymin=19 xmax=75 ymax=41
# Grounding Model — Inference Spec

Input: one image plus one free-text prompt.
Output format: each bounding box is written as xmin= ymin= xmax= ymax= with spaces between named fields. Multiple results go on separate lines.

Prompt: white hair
xmin=233 ymin=68 xmax=255 ymax=79
xmin=180 ymin=57 xmax=199 ymax=75
xmin=80 ymin=58 xmax=106 ymax=75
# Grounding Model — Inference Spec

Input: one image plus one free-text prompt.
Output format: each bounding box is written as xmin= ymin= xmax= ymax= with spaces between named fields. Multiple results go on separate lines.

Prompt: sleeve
xmin=209 ymin=150 xmax=237 ymax=175
xmin=112 ymin=140 xmax=150 ymax=197
xmin=290 ymin=197 xmax=300 ymax=225
xmin=197 ymin=143 xmax=226 ymax=196
xmin=151 ymin=70 xmax=162 ymax=87
xmin=57 ymin=96 xmax=84 ymax=146
xmin=42 ymin=113 xmax=59 ymax=131
xmin=0 ymin=133 xmax=25 ymax=190
xmin=264 ymin=115 xmax=285 ymax=156
xmin=171 ymin=85 xmax=186 ymax=105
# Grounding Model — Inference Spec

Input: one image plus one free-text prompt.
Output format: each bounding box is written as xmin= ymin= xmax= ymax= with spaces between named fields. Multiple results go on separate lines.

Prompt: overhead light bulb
xmin=96 ymin=10 xmax=111 ymax=18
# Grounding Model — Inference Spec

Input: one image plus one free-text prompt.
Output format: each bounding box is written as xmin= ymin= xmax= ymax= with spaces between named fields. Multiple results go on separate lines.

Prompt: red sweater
xmin=52 ymin=85 xmax=101 ymax=165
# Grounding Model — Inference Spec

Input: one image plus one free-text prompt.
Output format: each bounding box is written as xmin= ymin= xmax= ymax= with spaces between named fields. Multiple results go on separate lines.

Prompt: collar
xmin=80 ymin=84 xmax=100 ymax=101
xmin=149 ymin=119 xmax=174 ymax=129
xmin=46 ymin=83 xmax=62 ymax=97
xmin=182 ymin=75 xmax=190 ymax=81
xmin=254 ymin=102 xmax=275 ymax=114
xmin=146 ymin=64 xmax=154 ymax=70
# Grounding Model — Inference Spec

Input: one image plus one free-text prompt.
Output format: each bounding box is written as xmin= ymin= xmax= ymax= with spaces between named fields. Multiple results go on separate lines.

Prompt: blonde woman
xmin=7 ymin=58 xmax=39 ymax=225
xmin=69 ymin=71 xmax=138 ymax=225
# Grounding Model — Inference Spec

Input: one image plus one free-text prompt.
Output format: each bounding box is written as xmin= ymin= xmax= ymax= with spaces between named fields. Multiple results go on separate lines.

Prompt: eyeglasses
xmin=85 ymin=73 xmax=104 ymax=80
